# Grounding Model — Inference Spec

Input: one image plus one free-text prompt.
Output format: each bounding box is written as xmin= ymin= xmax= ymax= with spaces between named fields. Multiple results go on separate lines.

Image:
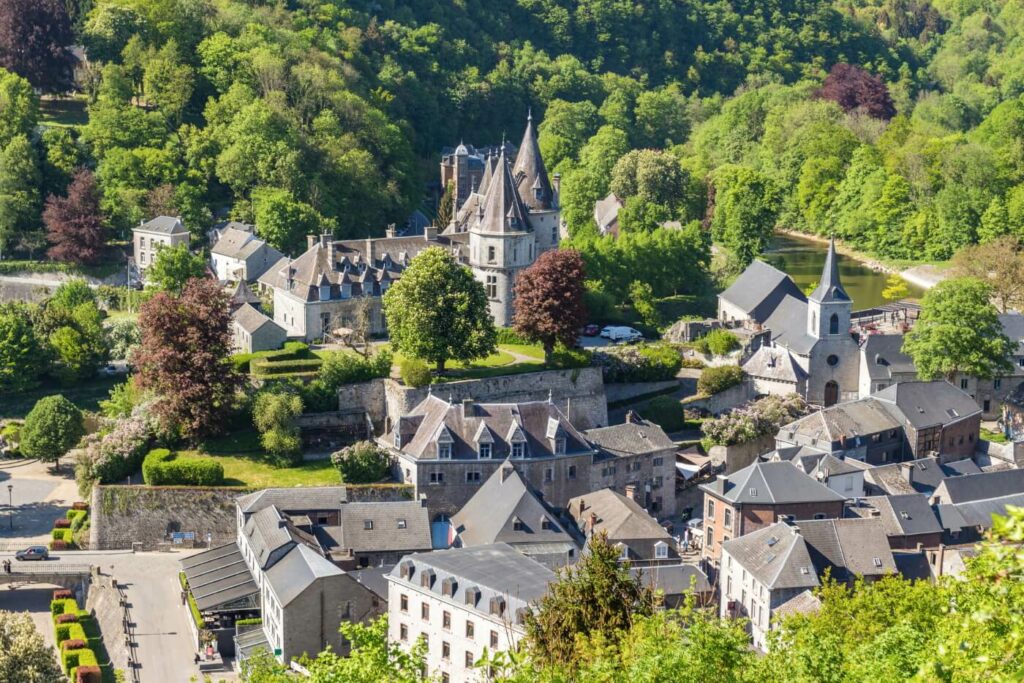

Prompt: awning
xmin=181 ymin=543 xmax=259 ymax=612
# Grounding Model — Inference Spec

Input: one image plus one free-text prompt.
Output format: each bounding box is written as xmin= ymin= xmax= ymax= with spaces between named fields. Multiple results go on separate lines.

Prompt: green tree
xmin=142 ymin=40 xmax=194 ymax=124
xmin=251 ymin=187 xmax=326 ymax=254
xmin=252 ymin=391 xmax=303 ymax=462
xmin=147 ymin=243 xmax=206 ymax=294
xmin=48 ymin=279 xmax=96 ymax=312
xmin=629 ymin=280 xmax=659 ymax=327
xmin=950 ymin=237 xmax=1024 ymax=313
xmin=330 ymin=440 xmax=390 ymax=484
xmin=48 ymin=302 xmax=109 ymax=384
xmin=0 ymin=68 xmax=38 ymax=148
xmin=632 ymin=86 xmax=689 ymax=148
xmin=903 ymin=278 xmax=1014 ymax=381
xmin=382 ymin=247 xmax=496 ymax=372
xmin=0 ymin=302 xmax=47 ymax=391
xmin=0 ymin=611 xmax=64 ymax=683
xmin=0 ymin=134 xmax=40 ymax=259
xmin=19 ymin=394 xmax=85 ymax=467
xmin=710 ymin=165 xmax=781 ymax=269
xmin=880 ymin=274 xmax=909 ymax=302
xmin=99 ymin=379 xmax=143 ymax=418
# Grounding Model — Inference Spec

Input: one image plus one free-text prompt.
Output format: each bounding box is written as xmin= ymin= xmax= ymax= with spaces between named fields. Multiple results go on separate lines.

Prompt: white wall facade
xmin=719 ymin=547 xmax=773 ymax=651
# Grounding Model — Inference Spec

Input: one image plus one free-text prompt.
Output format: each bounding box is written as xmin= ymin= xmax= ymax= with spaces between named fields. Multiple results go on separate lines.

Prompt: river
xmin=762 ymin=234 xmax=925 ymax=310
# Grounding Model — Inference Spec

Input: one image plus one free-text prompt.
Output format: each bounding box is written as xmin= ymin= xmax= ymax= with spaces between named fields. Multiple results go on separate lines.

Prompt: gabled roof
xmin=796 ymin=518 xmax=896 ymax=581
xmin=718 ymin=260 xmax=805 ymax=323
xmin=137 ymin=215 xmax=187 ymax=235
xmin=474 ymin=147 xmax=530 ymax=234
xmin=513 ymin=112 xmax=554 ymax=211
xmin=451 ymin=463 xmax=576 ymax=549
xmin=810 ymin=453 xmax=862 ymax=479
xmin=227 ymin=280 xmax=261 ymax=308
xmin=630 ymin=564 xmax=711 ymax=596
xmin=1000 ymin=313 xmax=1024 ymax=354
xmin=583 ymin=419 xmax=675 ymax=459
xmin=775 ymin=589 xmax=821 ymax=617
xmin=594 ymin=192 xmax=623 ymax=232
xmin=236 ymin=487 xmax=348 ymax=515
xmin=568 ymin=488 xmax=673 ymax=548
xmin=211 ymin=227 xmax=257 ymax=258
xmin=264 ymin=543 xmax=343 ymax=607
xmin=243 ymin=506 xmax=297 ymax=570
xmin=743 ymin=345 xmax=808 ymax=383
xmin=861 ymin=334 xmax=916 ymax=381
xmin=763 ymin=294 xmax=817 ymax=355
xmin=808 ymin=237 xmax=850 ymax=303
xmin=700 ymin=461 xmax=846 ymax=505
xmin=315 ymin=501 xmax=432 ymax=555
xmin=852 ymin=495 xmax=942 ymax=537
xmin=778 ymin=398 xmax=903 ymax=447
xmin=864 ymin=457 xmax=981 ymax=496
xmin=932 ymin=468 xmax=1024 ymax=505
xmin=722 ymin=523 xmax=819 ymax=590
xmin=232 ymin=303 xmax=281 ymax=335
xmin=873 ymin=381 xmax=981 ymax=429
xmin=935 ymin=492 xmax=1024 ymax=532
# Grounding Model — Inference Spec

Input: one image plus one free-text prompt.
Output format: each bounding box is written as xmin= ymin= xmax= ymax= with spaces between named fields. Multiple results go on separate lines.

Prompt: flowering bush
xmin=700 ymin=394 xmax=808 ymax=448
xmin=73 ymin=402 xmax=160 ymax=497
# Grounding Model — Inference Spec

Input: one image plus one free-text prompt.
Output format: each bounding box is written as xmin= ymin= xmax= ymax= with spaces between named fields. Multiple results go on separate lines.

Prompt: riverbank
xmin=774 ymin=229 xmax=947 ymax=291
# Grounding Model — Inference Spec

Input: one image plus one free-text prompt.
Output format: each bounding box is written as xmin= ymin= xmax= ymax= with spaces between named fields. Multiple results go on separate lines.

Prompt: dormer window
xmin=655 ymin=542 xmax=668 ymax=559
xmin=438 ymin=443 xmax=452 ymax=459
xmin=555 ymin=437 xmax=566 ymax=455
xmin=535 ymin=188 xmax=543 ymax=201
xmin=512 ymin=518 xmax=524 ymax=532
xmin=479 ymin=443 xmax=491 ymax=459
xmin=341 ymin=283 xmax=352 ymax=299
xmin=617 ymin=543 xmax=629 ymax=561
xmin=512 ymin=442 xmax=524 ymax=459
xmin=319 ymin=285 xmax=330 ymax=301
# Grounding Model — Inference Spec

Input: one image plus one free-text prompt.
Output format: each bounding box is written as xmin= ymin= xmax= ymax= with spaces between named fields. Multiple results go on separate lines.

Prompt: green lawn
xmin=2 ymin=376 xmax=120 ymax=420
xmin=981 ymin=427 xmax=1009 ymax=444
xmin=39 ymin=97 xmax=88 ymax=128
xmin=181 ymin=450 xmax=342 ymax=488
xmin=501 ymin=344 xmax=546 ymax=360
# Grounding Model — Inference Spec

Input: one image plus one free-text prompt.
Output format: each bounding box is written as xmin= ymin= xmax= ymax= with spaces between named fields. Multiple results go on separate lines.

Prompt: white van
xmin=605 ymin=326 xmax=643 ymax=343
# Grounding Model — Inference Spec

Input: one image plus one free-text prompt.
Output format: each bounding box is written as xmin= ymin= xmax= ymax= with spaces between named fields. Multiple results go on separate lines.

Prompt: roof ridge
xmin=767 ymin=528 xmax=800 ymax=587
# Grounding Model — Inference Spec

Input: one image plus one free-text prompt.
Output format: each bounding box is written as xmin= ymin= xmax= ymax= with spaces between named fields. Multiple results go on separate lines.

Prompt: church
xmin=718 ymin=238 xmax=860 ymax=406
xmin=258 ymin=113 xmax=560 ymax=340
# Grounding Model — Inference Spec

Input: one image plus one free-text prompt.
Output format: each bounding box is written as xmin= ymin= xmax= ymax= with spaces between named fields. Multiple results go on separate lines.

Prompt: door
xmin=824 ymin=380 xmax=839 ymax=407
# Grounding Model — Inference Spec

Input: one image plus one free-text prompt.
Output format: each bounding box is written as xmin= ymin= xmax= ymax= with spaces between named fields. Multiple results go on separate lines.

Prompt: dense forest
xmin=3 ymin=0 xmax=1024 ymax=290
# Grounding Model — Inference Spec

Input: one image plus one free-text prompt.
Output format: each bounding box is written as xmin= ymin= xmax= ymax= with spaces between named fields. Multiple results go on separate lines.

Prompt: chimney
xmin=588 ymin=512 xmax=597 ymax=535
xmin=461 ymin=398 xmax=473 ymax=418
xmin=936 ymin=543 xmax=946 ymax=577
xmin=624 ymin=484 xmax=637 ymax=502
xmin=320 ymin=233 xmax=331 ymax=247
xmin=501 ymin=463 xmax=513 ymax=482
xmin=307 ymin=234 xmax=317 ymax=250
xmin=901 ymin=462 xmax=914 ymax=486
xmin=424 ymin=225 xmax=439 ymax=242
xmin=365 ymin=238 xmax=374 ymax=264
xmin=625 ymin=410 xmax=637 ymax=424
xmin=385 ymin=223 xmax=396 ymax=239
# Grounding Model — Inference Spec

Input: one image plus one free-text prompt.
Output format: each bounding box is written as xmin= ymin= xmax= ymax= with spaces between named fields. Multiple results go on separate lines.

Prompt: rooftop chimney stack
xmin=307 ymin=234 xmax=317 ymax=249
xmin=424 ymin=225 xmax=438 ymax=242
xmin=901 ymin=462 xmax=915 ymax=486
xmin=624 ymin=484 xmax=637 ymax=502
xmin=385 ymin=224 xmax=396 ymax=239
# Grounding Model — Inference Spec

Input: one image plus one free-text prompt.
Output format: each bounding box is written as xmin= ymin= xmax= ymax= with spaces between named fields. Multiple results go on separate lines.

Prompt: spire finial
xmin=527 ymin=106 xmax=532 ymax=122
xmin=548 ymin=389 xmax=553 ymax=404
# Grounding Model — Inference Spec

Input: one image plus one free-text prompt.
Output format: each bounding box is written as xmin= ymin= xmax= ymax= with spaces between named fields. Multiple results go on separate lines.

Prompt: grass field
xmin=186 ymin=451 xmax=341 ymax=487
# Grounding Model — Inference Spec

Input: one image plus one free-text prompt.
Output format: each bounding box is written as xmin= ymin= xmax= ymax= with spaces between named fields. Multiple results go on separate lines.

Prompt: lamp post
xmin=6 ymin=484 xmax=12 ymax=531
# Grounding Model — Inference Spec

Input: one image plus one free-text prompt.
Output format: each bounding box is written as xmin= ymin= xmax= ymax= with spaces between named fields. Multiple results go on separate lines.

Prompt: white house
xmin=210 ymin=224 xmax=285 ymax=283
xmin=133 ymin=216 xmax=190 ymax=275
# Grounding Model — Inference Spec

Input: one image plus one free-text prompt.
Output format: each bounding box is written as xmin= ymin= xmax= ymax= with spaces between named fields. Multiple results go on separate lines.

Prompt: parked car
xmin=15 ymin=546 xmax=49 ymax=561
xmin=599 ymin=325 xmax=617 ymax=338
xmin=607 ymin=326 xmax=644 ymax=343
xmin=582 ymin=323 xmax=601 ymax=336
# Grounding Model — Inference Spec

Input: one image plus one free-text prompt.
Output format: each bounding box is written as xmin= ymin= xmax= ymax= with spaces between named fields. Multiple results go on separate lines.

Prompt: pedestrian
xmin=194 ymin=653 xmax=200 ymax=665
xmin=181 ymin=589 xmax=186 ymax=605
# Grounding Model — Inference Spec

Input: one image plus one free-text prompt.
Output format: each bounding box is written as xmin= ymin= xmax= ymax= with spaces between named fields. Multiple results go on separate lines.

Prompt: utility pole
xmin=7 ymin=484 xmax=12 ymax=530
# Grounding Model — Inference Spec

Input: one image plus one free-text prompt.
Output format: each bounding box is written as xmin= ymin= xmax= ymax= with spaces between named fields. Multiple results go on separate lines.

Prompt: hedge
xmin=51 ymin=528 xmax=74 ymax=546
xmin=496 ymin=328 xmax=530 ymax=345
xmin=399 ymin=357 xmax=431 ymax=387
xmin=55 ymin=622 xmax=86 ymax=644
xmin=62 ymin=647 xmax=98 ymax=673
xmin=74 ymin=664 xmax=102 ymax=683
xmin=68 ymin=509 xmax=88 ymax=531
xmin=51 ymin=539 xmax=68 ymax=551
xmin=51 ymin=598 xmax=79 ymax=618
xmin=142 ymin=448 xmax=224 ymax=486
xmin=230 ymin=341 xmax=311 ymax=373
xmin=697 ymin=365 xmax=744 ymax=396
xmin=53 ymin=589 xmax=73 ymax=601
xmin=62 ymin=639 xmax=87 ymax=651
xmin=692 ymin=329 xmax=741 ymax=356
xmin=251 ymin=358 xmax=323 ymax=376
xmin=179 ymin=573 xmax=205 ymax=628
xmin=236 ymin=618 xmax=263 ymax=627
xmin=55 ymin=518 xmax=71 ymax=529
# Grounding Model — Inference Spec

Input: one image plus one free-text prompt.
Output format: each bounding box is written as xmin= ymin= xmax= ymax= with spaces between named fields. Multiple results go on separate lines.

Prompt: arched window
xmin=829 ymin=313 xmax=839 ymax=335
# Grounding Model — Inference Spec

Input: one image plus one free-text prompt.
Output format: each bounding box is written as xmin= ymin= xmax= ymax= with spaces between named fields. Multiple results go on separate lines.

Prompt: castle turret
xmin=513 ymin=110 xmax=554 ymax=211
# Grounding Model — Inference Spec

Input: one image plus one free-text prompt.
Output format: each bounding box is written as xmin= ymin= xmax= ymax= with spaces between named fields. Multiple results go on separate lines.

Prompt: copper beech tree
xmin=134 ymin=277 xmax=242 ymax=440
xmin=44 ymin=169 xmax=106 ymax=265
xmin=512 ymin=248 xmax=588 ymax=363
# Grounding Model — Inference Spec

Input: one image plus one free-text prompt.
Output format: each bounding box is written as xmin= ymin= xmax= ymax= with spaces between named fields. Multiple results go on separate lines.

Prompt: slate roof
xmin=236 ymin=487 xmax=348 ymax=515
xmin=212 ymin=227 xmax=258 ymax=258
xmin=1000 ymin=313 xmax=1024 ymax=354
xmin=631 ymin=564 xmax=711 ymax=596
xmin=722 ymin=523 xmax=820 ymax=591
xmin=861 ymin=334 xmax=916 ymax=381
xmin=935 ymin=492 xmax=1024 ymax=532
xmin=569 ymin=488 xmax=672 ymax=544
xmin=796 ymin=518 xmax=896 ymax=581
xmin=513 ymin=112 xmax=554 ymax=212
xmin=864 ymin=457 xmax=981 ymax=496
xmin=137 ymin=216 xmax=187 ymax=235
xmin=763 ymin=294 xmax=818 ymax=355
xmin=779 ymin=398 xmax=904 ymax=448
xmin=451 ymin=463 xmax=575 ymax=549
xmin=264 ymin=543 xmax=343 ymax=606
xmin=232 ymin=303 xmax=280 ymax=335
xmin=742 ymin=345 xmax=808 ymax=383
xmin=700 ymin=461 xmax=847 ymax=505
xmin=388 ymin=544 xmax=555 ymax=620
xmin=852 ymin=495 xmax=942 ymax=537
xmin=774 ymin=589 xmax=821 ymax=618
xmin=932 ymin=469 xmax=1024 ymax=504
xmin=242 ymin=506 xmax=298 ymax=570
xmin=315 ymin=501 xmax=431 ymax=555
xmin=227 ymin=281 xmax=261 ymax=308
xmin=718 ymin=260 xmax=805 ymax=323
xmin=594 ymin=192 xmax=623 ymax=233
xmin=583 ymin=418 xmax=675 ymax=459
xmin=180 ymin=543 xmax=258 ymax=611
xmin=396 ymin=395 xmax=591 ymax=461
xmin=808 ymin=237 xmax=850 ymax=303
xmin=348 ymin=566 xmax=392 ymax=600
xmin=810 ymin=453 xmax=862 ymax=479
xmin=873 ymin=381 xmax=981 ymax=429
xmin=475 ymin=146 xmax=530 ymax=234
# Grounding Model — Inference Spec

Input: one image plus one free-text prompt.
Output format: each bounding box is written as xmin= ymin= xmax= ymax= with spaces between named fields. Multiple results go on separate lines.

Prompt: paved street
xmin=0 ymin=458 xmax=81 ymax=545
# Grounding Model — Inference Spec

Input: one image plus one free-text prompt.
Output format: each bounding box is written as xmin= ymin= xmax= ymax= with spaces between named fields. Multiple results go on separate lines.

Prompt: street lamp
xmin=6 ymin=485 xmax=12 ymax=531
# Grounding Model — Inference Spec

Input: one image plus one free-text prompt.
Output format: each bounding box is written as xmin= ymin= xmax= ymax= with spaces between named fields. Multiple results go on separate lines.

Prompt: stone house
xmin=862 ymin=457 xmax=981 ymax=497
xmin=846 ymin=495 xmax=944 ymax=550
xmin=312 ymin=501 xmax=433 ymax=570
xmin=930 ymin=468 xmax=1024 ymax=505
xmin=699 ymin=461 xmax=847 ymax=567
xmin=387 ymin=544 xmax=554 ymax=682
xmin=210 ymin=224 xmax=285 ymax=283
xmin=231 ymin=303 xmax=287 ymax=354
xmin=873 ymin=382 xmax=982 ymax=464
xmin=568 ymin=488 xmax=679 ymax=568
xmin=385 ymin=395 xmax=677 ymax=519
xmin=133 ymin=216 xmax=190 ymax=276
xmin=935 ymin=490 xmax=1024 ymax=545
xmin=593 ymin=192 xmax=623 ymax=236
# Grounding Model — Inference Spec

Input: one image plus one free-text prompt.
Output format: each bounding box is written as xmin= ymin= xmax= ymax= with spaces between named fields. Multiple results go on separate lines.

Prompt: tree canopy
xmin=19 ymin=394 xmax=85 ymax=464
xmin=513 ymin=249 xmax=588 ymax=362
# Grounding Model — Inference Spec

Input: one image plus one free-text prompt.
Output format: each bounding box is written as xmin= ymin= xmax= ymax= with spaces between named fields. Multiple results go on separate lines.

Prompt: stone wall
xmin=605 ymin=380 xmax=680 ymax=405
xmin=337 ymin=379 xmax=388 ymax=421
xmin=381 ymin=367 xmax=608 ymax=429
xmin=683 ymin=381 xmax=755 ymax=416
xmin=708 ymin=434 xmax=776 ymax=474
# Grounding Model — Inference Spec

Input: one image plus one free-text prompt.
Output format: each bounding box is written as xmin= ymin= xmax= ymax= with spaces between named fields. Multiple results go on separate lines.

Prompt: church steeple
xmin=513 ymin=110 xmax=553 ymax=211
xmin=809 ymin=236 xmax=849 ymax=303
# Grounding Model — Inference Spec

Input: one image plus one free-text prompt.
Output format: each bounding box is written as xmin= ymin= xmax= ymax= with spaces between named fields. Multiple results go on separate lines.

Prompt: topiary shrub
xmin=331 ymin=441 xmax=391 ymax=484
xmin=62 ymin=639 xmax=87 ymax=651
xmin=142 ymin=448 xmax=224 ymax=486
xmin=55 ymin=621 xmax=86 ymax=645
xmin=61 ymin=647 xmax=97 ymax=673
xmin=53 ymin=589 xmax=73 ymax=601
xmin=640 ymin=396 xmax=686 ymax=432
xmin=75 ymin=664 xmax=102 ymax=683
xmin=399 ymin=357 xmax=431 ymax=388
xmin=697 ymin=365 xmax=744 ymax=396
xmin=55 ymin=518 xmax=71 ymax=529
xmin=51 ymin=539 xmax=68 ymax=551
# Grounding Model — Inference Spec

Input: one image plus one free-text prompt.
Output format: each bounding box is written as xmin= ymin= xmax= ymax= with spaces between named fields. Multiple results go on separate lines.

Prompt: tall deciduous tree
xmin=0 ymin=134 xmax=40 ymax=259
xmin=0 ymin=68 xmax=38 ymax=147
xmin=950 ymin=236 xmax=1024 ymax=313
xmin=0 ymin=0 xmax=77 ymax=93
xmin=146 ymin=242 xmax=207 ymax=294
xmin=0 ymin=302 xmax=47 ymax=391
xmin=710 ymin=164 xmax=781 ymax=269
xmin=819 ymin=63 xmax=897 ymax=120
xmin=513 ymin=249 xmax=587 ymax=363
xmin=134 ymin=277 xmax=241 ymax=439
xmin=903 ymin=277 xmax=1014 ymax=381
xmin=0 ymin=611 xmax=64 ymax=682
xmin=20 ymin=394 xmax=84 ymax=467
xmin=382 ymin=247 xmax=496 ymax=372
xmin=44 ymin=169 xmax=106 ymax=265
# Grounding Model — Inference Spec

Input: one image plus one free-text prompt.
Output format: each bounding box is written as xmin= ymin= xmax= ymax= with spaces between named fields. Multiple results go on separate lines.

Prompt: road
xmin=0 ymin=458 xmax=80 ymax=546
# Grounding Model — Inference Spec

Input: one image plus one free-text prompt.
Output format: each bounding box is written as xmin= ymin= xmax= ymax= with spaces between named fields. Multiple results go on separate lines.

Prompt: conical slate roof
xmin=809 ymin=236 xmax=849 ymax=303
xmin=478 ymin=153 xmax=497 ymax=196
xmin=475 ymin=147 xmax=530 ymax=234
xmin=513 ymin=111 xmax=554 ymax=211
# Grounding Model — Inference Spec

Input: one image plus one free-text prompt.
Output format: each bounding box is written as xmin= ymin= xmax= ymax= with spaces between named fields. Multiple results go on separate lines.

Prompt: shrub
xmin=301 ymin=349 xmax=393 ymax=410
xmin=142 ymin=449 xmax=224 ymax=486
xmin=681 ymin=357 xmax=706 ymax=369
xmin=51 ymin=540 xmax=68 ymax=550
xmin=701 ymin=393 xmax=808 ymax=447
xmin=55 ymin=621 xmax=85 ymax=644
xmin=180 ymin=573 xmax=206 ymax=628
xmin=68 ymin=509 xmax=88 ymax=531
xmin=399 ymin=356 xmax=431 ymax=388
xmin=252 ymin=391 xmax=303 ymax=463
xmin=550 ymin=346 xmax=591 ymax=369
xmin=75 ymin=664 xmax=102 ymax=683
xmin=251 ymin=358 xmax=323 ymax=376
xmin=72 ymin=402 xmax=157 ymax=497
xmin=693 ymin=329 xmax=740 ymax=356
xmin=53 ymin=589 xmax=73 ymax=601
xmin=62 ymin=647 xmax=97 ymax=673
xmin=230 ymin=341 xmax=310 ymax=373
xmin=331 ymin=441 xmax=391 ymax=484
xmin=62 ymin=639 xmax=87 ymax=651
xmin=697 ymin=365 xmax=744 ymax=396
xmin=593 ymin=343 xmax=682 ymax=383
xmin=55 ymin=518 xmax=71 ymax=529
xmin=51 ymin=528 xmax=74 ymax=544
xmin=640 ymin=396 xmax=686 ymax=432
xmin=235 ymin=618 xmax=263 ymax=627
xmin=496 ymin=328 xmax=530 ymax=345
xmin=71 ymin=501 xmax=88 ymax=511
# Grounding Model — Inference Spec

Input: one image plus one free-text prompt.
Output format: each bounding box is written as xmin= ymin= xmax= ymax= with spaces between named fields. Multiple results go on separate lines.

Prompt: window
xmin=618 ymin=544 xmax=629 ymax=560
xmin=655 ymin=543 xmax=668 ymax=559
xmin=400 ymin=595 xmax=408 ymax=612
xmin=442 ymin=641 xmax=450 ymax=660
xmin=512 ymin=442 xmax=524 ymax=458
xmin=724 ymin=508 xmax=733 ymax=530
xmin=319 ymin=285 xmax=331 ymax=301
xmin=512 ymin=518 xmax=524 ymax=531
xmin=813 ymin=513 xmax=827 ymax=520
xmin=706 ymin=527 xmax=713 ymax=548
xmin=438 ymin=443 xmax=452 ymax=459
xmin=466 ymin=471 xmax=481 ymax=483
xmin=465 ymin=651 xmax=475 ymax=668
xmin=487 ymin=246 xmax=496 ymax=263
xmin=555 ymin=437 xmax=566 ymax=455
xmin=398 ymin=519 xmax=407 ymax=529
xmin=442 ymin=611 xmax=451 ymax=630
xmin=653 ymin=475 xmax=663 ymax=489
xmin=541 ymin=517 xmax=553 ymax=530
xmin=429 ymin=471 xmax=444 ymax=484
xmin=486 ymin=275 xmax=497 ymax=299
xmin=653 ymin=457 xmax=664 ymax=466
xmin=140 ymin=252 xmax=146 ymax=264
xmin=478 ymin=443 xmax=491 ymax=459
xmin=995 ymin=378 xmax=1002 ymax=389
xmin=490 ymin=631 xmax=499 ymax=648
xmin=421 ymin=603 xmax=429 ymax=621
xmin=827 ymin=354 xmax=839 ymax=367
xmin=363 ymin=520 xmax=373 ymax=530
xmin=829 ymin=313 xmax=839 ymax=335
xmin=399 ymin=624 xmax=408 ymax=641
xmin=552 ymin=225 xmax=558 ymax=243
xmin=707 ymin=500 xmax=715 ymax=520
xmin=544 ymin=467 xmax=553 ymax=482
xmin=465 ymin=621 xmax=475 ymax=639
xmin=961 ymin=378 xmax=969 ymax=390
xmin=567 ymin=465 xmax=577 ymax=479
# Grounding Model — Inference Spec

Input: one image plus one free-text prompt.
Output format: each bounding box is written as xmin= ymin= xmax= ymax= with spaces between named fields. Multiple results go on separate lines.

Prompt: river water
xmin=762 ymin=234 xmax=924 ymax=310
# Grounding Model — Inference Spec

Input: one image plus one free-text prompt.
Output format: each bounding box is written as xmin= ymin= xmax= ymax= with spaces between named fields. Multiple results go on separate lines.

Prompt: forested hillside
xmin=2 ymin=0 xmax=1024 ymax=275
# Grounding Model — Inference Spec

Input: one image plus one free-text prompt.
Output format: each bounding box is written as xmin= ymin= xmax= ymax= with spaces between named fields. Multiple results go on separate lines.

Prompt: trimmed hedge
xmin=62 ymin=647 xmax=98 ymax=674
xmin=53 ymin=589 xmax=73 ymax=601
xmin=51 ymin=528 xmax=74 ymax=547
xmin=51 ymin=598 xmax=78 ymax=617
xmin=142 ymin=448 xmax=224 ymax=486
xmin=68 ymin=509 xmax=88 ymax=532
xmin=230 ymin=341 xmax=310 ymax=373
xmin=51 ymin=539 xmax=68 ymax=551
xmin=55 ymin=621 xmax=86 ymax=644
xmin=62 ymin=639 xmax=87 ymax=651
xmin=179 ymin=573 xmax=205 ymax=628
xmin=251 ymin=357 xmax=323 ymax=376
xmin=236 ymin=617 xmax=263 ymax=626
xmin=399 ymin=357 xmax=431 ymax=387
xmin=75 ymin=664 xmax=102 ymax=683
xmin=55 ymin=518 xmax=71 ymax=529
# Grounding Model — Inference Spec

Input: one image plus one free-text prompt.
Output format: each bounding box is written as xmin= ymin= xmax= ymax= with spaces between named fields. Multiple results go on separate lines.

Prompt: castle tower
xmin=513 ymin=112 xmax=561 ymax=251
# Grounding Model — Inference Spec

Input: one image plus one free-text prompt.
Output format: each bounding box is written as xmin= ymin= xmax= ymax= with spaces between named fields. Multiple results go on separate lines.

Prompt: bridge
xmin=0 ymin=562 xmax=93 ymax=601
